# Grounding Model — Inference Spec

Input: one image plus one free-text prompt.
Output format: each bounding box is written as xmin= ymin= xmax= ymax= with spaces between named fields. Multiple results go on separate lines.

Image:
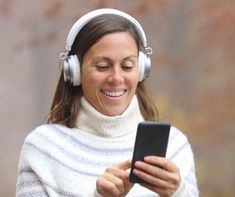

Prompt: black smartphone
xmin=129 ymin=121 xmax=171 ymax=183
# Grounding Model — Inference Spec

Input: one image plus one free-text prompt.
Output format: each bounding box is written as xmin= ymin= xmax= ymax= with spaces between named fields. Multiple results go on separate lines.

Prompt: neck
xmin=76 ymin=95 xmax=144 ymax=137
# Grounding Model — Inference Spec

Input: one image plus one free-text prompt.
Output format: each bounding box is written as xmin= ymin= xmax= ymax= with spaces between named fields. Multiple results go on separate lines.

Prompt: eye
xmin=122 ymin=65 xmax=133 ymax=71
xmin=122 ymin=61 xmax=135 ymax=71
xmin=95 ymin=63 xmax=110 ymax=72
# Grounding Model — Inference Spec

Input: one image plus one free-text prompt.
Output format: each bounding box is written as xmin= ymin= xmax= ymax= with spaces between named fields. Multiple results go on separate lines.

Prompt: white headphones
xmin=59 ymin=8 xmax=152 ymax=86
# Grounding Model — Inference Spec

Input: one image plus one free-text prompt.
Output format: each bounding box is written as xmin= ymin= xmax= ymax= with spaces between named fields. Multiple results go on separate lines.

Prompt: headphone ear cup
xmin=63 ymin=55 xmax=81 ymax=86
xmin=63 ymin=57 xmax=71 ymax=83
xmin=138 ymin=51 xmax=151 ymax=81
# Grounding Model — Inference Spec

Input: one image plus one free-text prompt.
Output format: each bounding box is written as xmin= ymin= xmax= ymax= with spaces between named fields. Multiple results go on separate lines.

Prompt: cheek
xmin=82 ymin=69 xmax=102 ymax=84
xmin=81 ymin=72 xmax=105 ymax=95
xmin=129 ymin=73 xmax=139 ymax=87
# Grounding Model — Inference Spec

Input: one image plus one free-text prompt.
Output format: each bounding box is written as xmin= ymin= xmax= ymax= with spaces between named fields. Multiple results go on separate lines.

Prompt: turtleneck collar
xmin=76 ymin=95 xmax=144 ymax=138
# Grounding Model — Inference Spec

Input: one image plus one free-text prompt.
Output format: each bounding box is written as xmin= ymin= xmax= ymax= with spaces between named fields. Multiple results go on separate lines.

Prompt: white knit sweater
xmin=16 ymin=96 xmax=199 ymax=197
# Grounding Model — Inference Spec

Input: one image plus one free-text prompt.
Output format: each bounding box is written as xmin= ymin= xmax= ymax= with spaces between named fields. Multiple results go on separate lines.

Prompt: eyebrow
xmin=123 ymin=55 xmax=138 ymax=61
xmin=90 ymin=55 xmax=138 ymax=63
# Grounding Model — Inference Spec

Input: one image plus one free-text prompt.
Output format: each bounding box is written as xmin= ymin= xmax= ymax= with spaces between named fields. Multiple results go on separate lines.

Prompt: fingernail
xmin=135 ymin=161 xmax=142 ymax=167
xmin=133 ymin=169 xmax=139 ymax=174
xmin=144 ymin=156 xmax=151 ymax=160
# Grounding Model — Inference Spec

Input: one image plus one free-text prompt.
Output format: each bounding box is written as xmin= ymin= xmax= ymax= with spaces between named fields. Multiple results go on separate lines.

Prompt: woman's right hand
xmin=96 ymin=160 xmax=133 ymax=197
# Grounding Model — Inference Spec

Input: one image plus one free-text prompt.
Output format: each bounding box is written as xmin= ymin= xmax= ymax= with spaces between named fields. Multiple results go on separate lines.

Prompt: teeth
xmin=103 ymin=91 xmax=125 ymax=97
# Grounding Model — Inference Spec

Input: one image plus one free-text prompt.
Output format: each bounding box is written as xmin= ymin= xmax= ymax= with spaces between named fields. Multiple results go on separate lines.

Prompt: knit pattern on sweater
xmin=16 ymin=96 xmax=198 ymax=196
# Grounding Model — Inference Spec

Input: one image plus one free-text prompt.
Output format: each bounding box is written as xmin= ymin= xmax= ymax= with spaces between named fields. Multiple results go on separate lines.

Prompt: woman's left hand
xmin=133 ymin=156 xmax=181 ymax=197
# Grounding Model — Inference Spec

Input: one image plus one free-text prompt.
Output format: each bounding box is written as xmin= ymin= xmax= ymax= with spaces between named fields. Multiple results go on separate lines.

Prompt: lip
xmin=101 ymin=89 xmax=126 ymax=98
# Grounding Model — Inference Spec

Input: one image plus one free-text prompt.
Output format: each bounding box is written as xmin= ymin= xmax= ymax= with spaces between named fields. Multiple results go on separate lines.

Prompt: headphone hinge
xmin=145 ymin=47 xmax=153 ymax=55
xmin=59 ymin=51 xmax=69 ymax=60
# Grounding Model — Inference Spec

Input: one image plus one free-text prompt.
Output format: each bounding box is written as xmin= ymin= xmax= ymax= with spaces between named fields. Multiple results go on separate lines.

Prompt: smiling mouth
xmin=101 ymin=90 xmax=126 ymax=97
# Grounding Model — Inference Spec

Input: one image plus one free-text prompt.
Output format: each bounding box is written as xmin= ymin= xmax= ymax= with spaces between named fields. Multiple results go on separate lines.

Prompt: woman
xmin=16 ymin=8 xmax=199 ymax=197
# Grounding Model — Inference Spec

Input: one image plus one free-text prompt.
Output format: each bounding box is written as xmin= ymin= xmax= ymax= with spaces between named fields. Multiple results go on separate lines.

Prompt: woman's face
xmin=81 ymin=32 xmax=139 ymax=116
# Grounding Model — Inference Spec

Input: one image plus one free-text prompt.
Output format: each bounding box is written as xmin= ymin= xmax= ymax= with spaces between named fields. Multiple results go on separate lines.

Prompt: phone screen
xmin=129 ymin=121 xmax=170 ymax=183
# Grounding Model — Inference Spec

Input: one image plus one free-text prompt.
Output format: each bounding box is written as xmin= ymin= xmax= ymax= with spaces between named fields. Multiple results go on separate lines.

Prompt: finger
xmin=103 ymin=173 xmax=125 ymax=194
xmin=96 ymin=177 xmax=120 ymax=197
xmin=103 ymin=167 xmax=131 ymax=193
xmin=106 ymin=166 xmax=129 ymax=180
xmin=144 ymin=156 xmax=178 ymax=173
xmin=144 ymin=156 xmax=181 ymax=186
xmin=135 ymin=161 xmax=170 ymax=181
xmin=135 ymin=159 xmax=181 ymax=190
xmin=116 ymin=159 xmax=132 ymax=170
xmin=133 ymin=168 xmax=168 ymax=189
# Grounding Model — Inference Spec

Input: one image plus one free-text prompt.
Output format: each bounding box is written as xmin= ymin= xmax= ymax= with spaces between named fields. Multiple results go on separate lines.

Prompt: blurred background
xmin=0 ymin=0 xmax=234 ymax=196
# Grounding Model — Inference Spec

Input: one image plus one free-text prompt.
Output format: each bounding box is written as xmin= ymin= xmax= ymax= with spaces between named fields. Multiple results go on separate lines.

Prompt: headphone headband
xmin=65 ymin=8 xmax=148 ymax=52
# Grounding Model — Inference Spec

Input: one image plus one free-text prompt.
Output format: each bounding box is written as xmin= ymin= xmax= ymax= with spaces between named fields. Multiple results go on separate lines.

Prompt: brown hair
xmin=46 ymin=14 xmax=158 ymax=128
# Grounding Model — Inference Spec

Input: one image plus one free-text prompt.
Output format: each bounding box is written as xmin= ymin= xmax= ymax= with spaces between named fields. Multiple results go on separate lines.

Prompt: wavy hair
xmin=46 ymin=14 xmax=158 ymax=128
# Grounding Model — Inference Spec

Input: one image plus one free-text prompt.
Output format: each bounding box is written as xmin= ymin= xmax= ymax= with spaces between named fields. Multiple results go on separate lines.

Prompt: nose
xmin=107 ymin=65 xmax=124 ymax=84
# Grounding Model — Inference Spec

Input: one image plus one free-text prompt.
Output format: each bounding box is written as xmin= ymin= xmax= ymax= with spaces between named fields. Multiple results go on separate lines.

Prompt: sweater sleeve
xmin=16 ymin=141 xmax=49 ymax=197
xmin=16 ymin=126 xmax=103 ymax=197
xmin=16 ymin=146 xmax=101 ymax=197
xmin=167 ymin=127 xmax=199 ymax=197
